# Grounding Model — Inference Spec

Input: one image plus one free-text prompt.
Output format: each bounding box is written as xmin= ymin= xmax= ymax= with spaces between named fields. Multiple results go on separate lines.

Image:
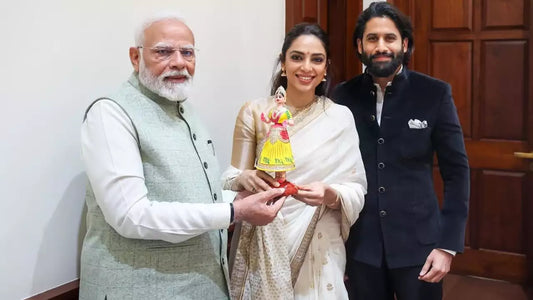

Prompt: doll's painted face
xmin=275 ymin=90 xmax=286 ymax=105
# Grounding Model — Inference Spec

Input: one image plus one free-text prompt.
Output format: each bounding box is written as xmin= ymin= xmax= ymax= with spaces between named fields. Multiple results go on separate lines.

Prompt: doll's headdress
xmin=275 ymin=86 xmax=286 ymax=98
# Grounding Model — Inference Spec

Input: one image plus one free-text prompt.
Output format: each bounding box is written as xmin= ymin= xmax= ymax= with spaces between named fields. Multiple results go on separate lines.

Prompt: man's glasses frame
xmin=137 ymin=46 xmax=197 ymax=62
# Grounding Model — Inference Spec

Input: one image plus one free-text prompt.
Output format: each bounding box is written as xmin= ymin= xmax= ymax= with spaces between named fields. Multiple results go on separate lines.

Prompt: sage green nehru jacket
xmin=80 ymin=74 xmax=229 ymax=300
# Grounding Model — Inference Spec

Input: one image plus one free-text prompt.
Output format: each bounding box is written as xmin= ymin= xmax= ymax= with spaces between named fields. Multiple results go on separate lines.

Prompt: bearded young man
xmin=333 ymin=2 xmax=470 ymax=300
xmin=79 ymin=13 xmax=286 ymax=299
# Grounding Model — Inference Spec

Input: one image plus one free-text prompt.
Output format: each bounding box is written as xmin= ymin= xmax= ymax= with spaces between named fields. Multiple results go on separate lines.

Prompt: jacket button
xmin=179 ymin=106 xmax=185 ymax=114
xmin=370 ymin=115 xmax=376 ymax=121
xmin=192 ymin=133 xmax=197 ymax=140
xmin=378 ymin=186 xmax=386 ymax=193
xmin=378 ymin=162 xmax=385 ymax=169
xmin=204 ymin=162 xmax=208 ymax=169
xmin=377 ymin=138 xmax=385 ymax=144
xmin=213 ymin=193 xmax=218 ymax=200
xmin=380 ymin=210 xmax=387 ymax=217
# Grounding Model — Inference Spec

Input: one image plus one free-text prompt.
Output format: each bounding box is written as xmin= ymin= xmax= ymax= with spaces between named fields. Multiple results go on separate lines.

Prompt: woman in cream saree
xmin=222 ymin=23 xmax=367 ymax=300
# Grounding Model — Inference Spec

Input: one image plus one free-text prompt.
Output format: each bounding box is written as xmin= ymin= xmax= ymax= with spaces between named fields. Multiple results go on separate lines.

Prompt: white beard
xmin=138 ymin=58 xmax=193 ymax=102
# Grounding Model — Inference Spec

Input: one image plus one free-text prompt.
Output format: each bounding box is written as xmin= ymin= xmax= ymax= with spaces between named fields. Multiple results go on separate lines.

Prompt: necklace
xmin=287 ymin=96 xmax=321 ymax=126
xmin=288 ymin=96 xmax=319 ymax=117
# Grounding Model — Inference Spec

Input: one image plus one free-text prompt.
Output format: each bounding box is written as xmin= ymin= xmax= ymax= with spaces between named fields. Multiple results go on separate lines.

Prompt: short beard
xmin=138 ymin=56 xmax=192 ymax=102
xmin=361 ymin=49 xmax=404 ymax=78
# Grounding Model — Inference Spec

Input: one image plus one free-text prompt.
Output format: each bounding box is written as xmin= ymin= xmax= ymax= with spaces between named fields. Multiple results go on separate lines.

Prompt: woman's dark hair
xmin=352 ymin=2 xmax=414 ymax=65
xmin=271 ymin=23 xmax=331 ymax=96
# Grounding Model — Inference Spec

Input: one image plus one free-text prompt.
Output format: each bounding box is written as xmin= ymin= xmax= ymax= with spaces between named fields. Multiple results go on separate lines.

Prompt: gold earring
xmin=281 ymin=68 xmax=286 ymax=77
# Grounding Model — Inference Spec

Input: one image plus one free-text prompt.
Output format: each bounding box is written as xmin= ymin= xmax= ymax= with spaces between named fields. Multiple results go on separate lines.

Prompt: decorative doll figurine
xmin=256 ymin=86 xmax=298 ymax=195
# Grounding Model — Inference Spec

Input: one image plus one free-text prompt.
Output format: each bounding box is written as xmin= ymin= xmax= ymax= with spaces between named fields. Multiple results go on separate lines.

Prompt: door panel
xmin=285 ymin=0 xmax=328 ymax=32
xmin=430 ymin=42 xmax=473 ymax=137
xmin=432 ymin=0 xmax=473 ymax=30
xmin=481 ymin=40 xmax=527 ymax=140
xmin=483 ymin=0 xmax=526 ymax=29
xmin=478 ymin=170 xmax=525 ymax=253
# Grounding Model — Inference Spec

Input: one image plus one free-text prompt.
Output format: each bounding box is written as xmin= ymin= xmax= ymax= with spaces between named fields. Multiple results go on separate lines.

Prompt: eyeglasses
xmin=138 ymin=46 xmax=197 ymax=62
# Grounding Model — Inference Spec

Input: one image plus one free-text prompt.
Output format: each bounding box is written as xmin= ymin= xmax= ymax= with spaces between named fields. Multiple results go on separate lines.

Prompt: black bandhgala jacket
xmin=333 ymin=68 xmax=470 ymax=268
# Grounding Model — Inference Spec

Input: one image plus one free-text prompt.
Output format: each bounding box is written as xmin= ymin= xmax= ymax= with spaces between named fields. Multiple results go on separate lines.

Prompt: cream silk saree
xmin=222 ymin=96 xmax=367 ymax=299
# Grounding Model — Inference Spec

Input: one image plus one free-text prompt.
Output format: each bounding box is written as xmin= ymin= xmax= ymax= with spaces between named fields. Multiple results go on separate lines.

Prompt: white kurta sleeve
xmin=81 ymin=100 xmax=231 ymax=243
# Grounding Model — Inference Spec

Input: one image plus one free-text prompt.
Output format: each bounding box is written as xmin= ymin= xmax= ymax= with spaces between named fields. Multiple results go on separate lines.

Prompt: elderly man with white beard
xmin=79 ymin=13 xmax=286 ymax=300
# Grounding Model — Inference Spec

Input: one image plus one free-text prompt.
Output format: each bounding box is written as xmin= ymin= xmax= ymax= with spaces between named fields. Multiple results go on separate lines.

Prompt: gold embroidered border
xmin=289 ymin=207 xmax=321 ymax=285
xmin=339 ymin=197 xmax=351 ymax=241
xmin=229 ymin=222 xmax=255 ymax=300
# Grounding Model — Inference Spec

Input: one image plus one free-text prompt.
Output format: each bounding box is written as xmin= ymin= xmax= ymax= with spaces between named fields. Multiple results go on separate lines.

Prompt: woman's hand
xmin=293 ymin=182 xmax=340 ymax=208
xmin=236 ymin=169 xmax=279 ymax=193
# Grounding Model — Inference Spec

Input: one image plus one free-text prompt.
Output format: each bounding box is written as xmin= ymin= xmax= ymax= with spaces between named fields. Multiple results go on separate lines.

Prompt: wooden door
xmin=390 ymin=0 xmax=533 ymax=286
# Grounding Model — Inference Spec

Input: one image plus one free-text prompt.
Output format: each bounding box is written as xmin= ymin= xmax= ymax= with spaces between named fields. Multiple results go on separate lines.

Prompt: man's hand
xmin=418 ymin=249 xmax=453 ymax=283
xmin=233 ymin=188 xmax=286 ymax=226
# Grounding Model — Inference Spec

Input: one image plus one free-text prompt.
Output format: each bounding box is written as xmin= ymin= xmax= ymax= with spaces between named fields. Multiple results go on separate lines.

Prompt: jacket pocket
xmin=399 ymin=127 xmax=432 ymax=159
